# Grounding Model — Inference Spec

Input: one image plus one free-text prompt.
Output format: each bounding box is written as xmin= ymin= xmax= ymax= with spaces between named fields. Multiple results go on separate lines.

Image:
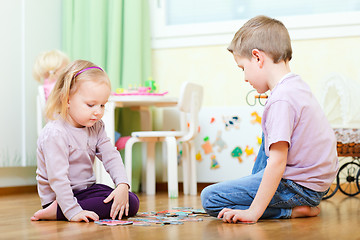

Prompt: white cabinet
xmin=194 ymin=106 xmax=263 ymax=182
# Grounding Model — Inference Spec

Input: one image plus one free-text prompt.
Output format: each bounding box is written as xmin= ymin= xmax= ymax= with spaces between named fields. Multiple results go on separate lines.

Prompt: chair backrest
xmin=36 ymin=85 xmax=46 ymax=136
xmin=177 ymin=82 xmax=203 ymax=142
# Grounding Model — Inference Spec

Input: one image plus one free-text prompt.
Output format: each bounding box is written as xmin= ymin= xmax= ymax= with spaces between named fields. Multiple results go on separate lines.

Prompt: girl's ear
xmin=251 ymin=49 xmax=264 ymax=68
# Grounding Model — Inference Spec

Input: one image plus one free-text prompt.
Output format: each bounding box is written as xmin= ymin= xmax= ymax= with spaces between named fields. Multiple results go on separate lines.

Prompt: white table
xmin=95 ymin=95 xmax=178 ymax=186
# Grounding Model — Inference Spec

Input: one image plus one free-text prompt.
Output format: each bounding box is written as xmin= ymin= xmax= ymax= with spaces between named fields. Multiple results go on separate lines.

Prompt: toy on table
xmin=113 ymin=77 xmax=164 ymax=96
xmin=114 ymin=86 xmax=168 ymax=96
xmin=145 ymin=77 xmax=157 ymax=93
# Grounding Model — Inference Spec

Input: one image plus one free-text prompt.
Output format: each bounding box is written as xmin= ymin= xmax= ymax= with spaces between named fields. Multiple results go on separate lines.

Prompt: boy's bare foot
xmin=290 ymin=206 xmax=320 ymax=218
xmin=31 ymin=201 xmax=58 ymax=221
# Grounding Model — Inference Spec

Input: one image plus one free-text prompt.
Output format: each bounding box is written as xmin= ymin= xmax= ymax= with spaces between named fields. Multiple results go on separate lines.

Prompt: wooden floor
xmin=1 ymin=191 xmax=359 ymax=240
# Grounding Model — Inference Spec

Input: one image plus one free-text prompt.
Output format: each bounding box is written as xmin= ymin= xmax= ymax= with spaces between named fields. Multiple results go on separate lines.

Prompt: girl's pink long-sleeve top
xmin=36 ymin=118 xmax=129 ymax=220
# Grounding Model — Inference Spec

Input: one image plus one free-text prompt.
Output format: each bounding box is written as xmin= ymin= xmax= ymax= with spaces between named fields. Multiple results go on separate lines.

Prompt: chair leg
xmin=182 ymin=142 xmax=190 ymax=195
xmin=146 ymin=141 xmax=156 ymax=195
xmin=189 ymin=140 xmax=197 ymax=195
xmin=124 ymin=137 xmax=140 ymax=191
xmin=165 ymin=137 xmax=178 ymax=198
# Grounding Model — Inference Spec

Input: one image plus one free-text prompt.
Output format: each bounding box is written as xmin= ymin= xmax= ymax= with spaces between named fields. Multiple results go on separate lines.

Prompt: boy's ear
xmin=251 ymin=49 xmax=264 ymax=68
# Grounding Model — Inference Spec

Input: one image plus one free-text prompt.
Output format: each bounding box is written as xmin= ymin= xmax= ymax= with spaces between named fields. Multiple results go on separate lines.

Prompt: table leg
xmin=95 ymin=101 xmax=115 ymax=187
xmin=139 ymin=107 xmax=152 ymax=193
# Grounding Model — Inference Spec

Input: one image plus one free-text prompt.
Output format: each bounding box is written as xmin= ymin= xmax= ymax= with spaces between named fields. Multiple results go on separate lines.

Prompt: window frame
xmin=150 ymin=0 xmax=360 ymax=49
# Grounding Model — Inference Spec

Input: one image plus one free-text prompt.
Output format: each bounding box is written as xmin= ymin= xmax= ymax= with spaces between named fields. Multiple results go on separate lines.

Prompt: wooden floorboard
xmin=1 ymin=191 xmax=359 ymax=240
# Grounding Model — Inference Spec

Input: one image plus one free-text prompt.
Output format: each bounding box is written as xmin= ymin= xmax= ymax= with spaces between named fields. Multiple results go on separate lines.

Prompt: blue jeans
xmin=201 ymin=134 xmax=327 ymax=219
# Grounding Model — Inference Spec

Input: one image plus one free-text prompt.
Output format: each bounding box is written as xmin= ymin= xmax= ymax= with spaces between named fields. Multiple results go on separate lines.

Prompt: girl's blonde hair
xmin=33 ymin=50 xmax=70 ymax=83
xmin=228 ymin=15 xmax=292 ymax=63
xmin=45 ymin=59 xmax=111 ymax=120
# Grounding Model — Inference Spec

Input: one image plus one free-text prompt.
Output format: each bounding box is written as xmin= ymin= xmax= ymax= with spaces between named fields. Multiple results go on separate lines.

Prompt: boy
xmin=201 ymin=15 xmax=339 ymax=224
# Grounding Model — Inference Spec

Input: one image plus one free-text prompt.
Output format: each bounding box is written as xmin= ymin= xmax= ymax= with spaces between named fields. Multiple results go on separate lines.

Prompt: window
xmin=150 ymin=0 xmax=360 ymax=48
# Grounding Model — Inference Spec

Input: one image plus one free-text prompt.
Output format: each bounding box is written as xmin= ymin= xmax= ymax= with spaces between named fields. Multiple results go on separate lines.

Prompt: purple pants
xmin=43 ymin=184 xmax=139 ymax=221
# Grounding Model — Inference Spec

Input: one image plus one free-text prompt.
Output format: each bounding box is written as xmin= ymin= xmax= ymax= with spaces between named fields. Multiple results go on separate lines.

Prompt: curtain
xmin=62 ymin=0 xmax=152 ymax=192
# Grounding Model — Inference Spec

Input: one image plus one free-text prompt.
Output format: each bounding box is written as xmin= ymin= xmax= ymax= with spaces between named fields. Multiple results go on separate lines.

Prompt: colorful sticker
xmin=223 ymin=115 xmax=241 ymax=130
xmin=245 ymin=146 xmax=254 ymax=156
xmin=201 ymin=136 xmax=213 ymax=154
xmin=231 ymin=147 xmax=243 ymax=163
xmin=195 ymin=151 xmax=202 ymax=161
xmin=251 ymin=111 xmax=262 ymax=124
xmin=212 ymin=130 xmax=227 ymax=152
xmin=210 ymin=155 xmax=220 ymax=169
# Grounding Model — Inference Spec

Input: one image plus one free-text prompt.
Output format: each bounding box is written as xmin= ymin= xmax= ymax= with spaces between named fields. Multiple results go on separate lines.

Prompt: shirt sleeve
xmin=264 ymin=100 xmax=296 ymax=153
xmin=41 ymin=129 xmax=83 ymax=220
xmin=95 ymin=121 xmax=129 ymax=187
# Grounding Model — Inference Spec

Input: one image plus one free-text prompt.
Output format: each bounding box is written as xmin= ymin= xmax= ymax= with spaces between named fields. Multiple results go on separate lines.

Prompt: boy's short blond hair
xmin=33 ymin=50 xmax=70 ymax=83
xmin=45 ymin=59 xmax=110 ymax=120
xmin=228 ymin=15 xmax=292 ymax=63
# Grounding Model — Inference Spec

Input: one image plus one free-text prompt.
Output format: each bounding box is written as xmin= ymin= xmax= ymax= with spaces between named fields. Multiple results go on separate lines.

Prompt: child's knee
xmin=200 ymin=188 xmax=220 ymax=217
xmin=200 ymin=185 xmax=214 ymax=209
xmin=200 ymin=186 xmax=208 ymax=204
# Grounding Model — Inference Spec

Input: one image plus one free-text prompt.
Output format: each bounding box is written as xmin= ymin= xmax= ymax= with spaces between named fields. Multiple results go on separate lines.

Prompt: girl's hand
xmin=103 ymin=183 xmax=129 ymax=220
xmin=217 ymin=208 xmax=258 ymax=224
xmin=70 ymin=210 xmax=99 ymax=222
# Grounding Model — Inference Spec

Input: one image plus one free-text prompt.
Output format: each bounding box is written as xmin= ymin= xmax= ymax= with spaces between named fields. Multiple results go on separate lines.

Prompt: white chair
xmin=36 ymin=85 xmax=46 ymax=136
xmin=124 ymin=82 xmax=203 ymax=198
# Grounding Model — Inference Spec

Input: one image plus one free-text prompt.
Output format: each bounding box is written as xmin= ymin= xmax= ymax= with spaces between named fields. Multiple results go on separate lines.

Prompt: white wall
xmin=0 ymin=0 xmax=62 ymax=186
xmin=152 ymin=37 xmax=360 ymax=106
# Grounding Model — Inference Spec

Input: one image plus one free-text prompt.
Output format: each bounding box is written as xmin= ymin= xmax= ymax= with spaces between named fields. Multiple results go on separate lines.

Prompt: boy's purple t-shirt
xmin=36 ymin=118 xmax=129 ymax=220
xmin=262 ymin=73 xmax=339 ymax=192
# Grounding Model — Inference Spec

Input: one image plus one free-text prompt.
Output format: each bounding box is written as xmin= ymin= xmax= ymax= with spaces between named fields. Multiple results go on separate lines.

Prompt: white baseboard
xmin=0 ymin=167 xmax=37 ymax=187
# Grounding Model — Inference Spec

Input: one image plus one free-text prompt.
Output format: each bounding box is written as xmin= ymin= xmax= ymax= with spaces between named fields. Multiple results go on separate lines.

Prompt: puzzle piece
xmin=133 ymin=222 xmax=151 ymax=226
xmin=95 ymin=220 xmax=133 ymax=226
xmin=127 ymin=207 xmax=208 ymax=226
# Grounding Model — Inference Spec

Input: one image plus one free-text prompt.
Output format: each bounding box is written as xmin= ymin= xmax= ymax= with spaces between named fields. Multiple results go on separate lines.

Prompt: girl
xmin=31 ymin=60 xmax=139 ymax=222
xmin=33 ymin=50 xmax=70 ymax=100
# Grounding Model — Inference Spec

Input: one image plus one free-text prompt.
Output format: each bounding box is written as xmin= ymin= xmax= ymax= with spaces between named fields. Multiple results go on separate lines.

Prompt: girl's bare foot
xmin=290 ymin=206 xmax=320 ymax=218
xmin=31 ymin=201 xmax=58 ymax=221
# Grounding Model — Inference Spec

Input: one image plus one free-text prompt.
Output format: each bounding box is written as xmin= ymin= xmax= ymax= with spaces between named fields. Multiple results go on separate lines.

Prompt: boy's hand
xmin=218 ymin=208 xmax=258 ymax=224
xmin=70 ymin=210 xmax=99 ymax=222
xmin=104 ymin=183 xmax=129 ymax=220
